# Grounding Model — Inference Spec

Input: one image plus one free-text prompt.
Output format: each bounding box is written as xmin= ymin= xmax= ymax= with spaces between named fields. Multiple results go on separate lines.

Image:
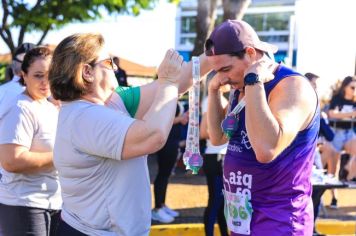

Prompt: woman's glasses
xmin=92 ymin=58 xmax=118 ymax=71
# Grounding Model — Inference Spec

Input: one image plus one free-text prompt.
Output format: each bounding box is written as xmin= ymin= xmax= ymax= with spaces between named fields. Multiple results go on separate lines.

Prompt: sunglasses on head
xmin=13 ymin=57 xmax=23 ymax=63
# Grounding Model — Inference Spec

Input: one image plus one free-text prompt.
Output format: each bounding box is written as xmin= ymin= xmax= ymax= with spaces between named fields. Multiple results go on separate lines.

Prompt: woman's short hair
xmin=20 ymin=46 xmax=52 ymax=86
xmin=49 ymin=33 xmax=104 ymax=101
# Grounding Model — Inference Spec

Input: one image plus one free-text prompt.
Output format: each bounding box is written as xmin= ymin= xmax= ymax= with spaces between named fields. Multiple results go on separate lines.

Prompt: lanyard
xmin=183 ymin=56 xmax=203 ymax=174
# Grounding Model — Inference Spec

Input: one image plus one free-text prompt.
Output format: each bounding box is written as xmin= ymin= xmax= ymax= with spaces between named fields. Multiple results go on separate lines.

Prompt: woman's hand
xmin=157 ymin=49 xmax=185 ymax=84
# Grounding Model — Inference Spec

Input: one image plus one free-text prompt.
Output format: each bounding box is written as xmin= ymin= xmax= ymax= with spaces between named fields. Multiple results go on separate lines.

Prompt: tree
xmin=222 ymin=0 xmax=251 ymax=21
xmin=190 ymin=0 xmax=218 ymax=57
xmin=1 ymin=0 xmax=178 ymax=56
xmin=190 ymin=0 xmax=251 ymax=57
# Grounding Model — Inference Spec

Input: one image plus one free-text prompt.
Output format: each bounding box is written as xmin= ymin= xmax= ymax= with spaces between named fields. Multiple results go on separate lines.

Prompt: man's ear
xmin=82 ymin=64 xmax=94 ymax=83
xmin=245 ymin=47 xmax=257 ymax=62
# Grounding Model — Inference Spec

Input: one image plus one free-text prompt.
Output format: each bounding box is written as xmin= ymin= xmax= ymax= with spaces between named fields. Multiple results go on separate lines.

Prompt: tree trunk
xmin=222 ymin=0 xmax=251 ymax=21
xmin=191 ymin=0 xmax=218 ymax=57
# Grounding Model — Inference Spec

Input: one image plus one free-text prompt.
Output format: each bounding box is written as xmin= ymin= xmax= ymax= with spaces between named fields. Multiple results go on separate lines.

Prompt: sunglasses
xmin=91 ymin=58 xmax=118 ymax=71
xmin=13 ymin=57 xmax=23 ymax=63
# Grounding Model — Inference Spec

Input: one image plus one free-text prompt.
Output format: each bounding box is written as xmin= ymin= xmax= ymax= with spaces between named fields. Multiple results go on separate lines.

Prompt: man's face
xmin=207 ymin=54 xmax=249 ymax=90
xmin=11 ymin=53 xmax=26 ymax=76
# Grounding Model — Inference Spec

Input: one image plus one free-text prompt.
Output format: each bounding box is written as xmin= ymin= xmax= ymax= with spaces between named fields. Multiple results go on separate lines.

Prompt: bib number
xmin=223 ymin=189 xmax=253 ymax=235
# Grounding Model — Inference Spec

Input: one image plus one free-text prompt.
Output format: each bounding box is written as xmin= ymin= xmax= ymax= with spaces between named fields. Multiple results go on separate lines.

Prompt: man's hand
xmin=157 ymin=49 xmax=185 ymax=84
xmin=244 ymin=59 xmax=276 ymax=83
xmin=207 ymin=71 xmax=229 ymax=95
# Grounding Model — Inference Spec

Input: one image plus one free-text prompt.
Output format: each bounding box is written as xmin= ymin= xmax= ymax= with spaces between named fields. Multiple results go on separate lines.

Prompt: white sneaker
xmin=151 ymin=208 xmax=174 ymax=223
xmin=162 ymin=206 xmax=180 ymax=217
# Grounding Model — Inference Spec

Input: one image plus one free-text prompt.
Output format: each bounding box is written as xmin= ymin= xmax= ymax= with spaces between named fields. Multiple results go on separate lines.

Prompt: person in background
xmin=151 ymin=103 xmax=188 ymax=223
xmin=305 ymin=72 xmax=339 ymax=208
xmin=0 ymin=46 xmax=61 ymax=236
xmin=113 ymin=56 xmax=128 ymax=87
xmin=327 ymin=76 xmax=356 ymax=181
xmin=203 ymin=20 xmax=319 ymax=235
xmin=0 ymin=43 xmax=36 ymax=106
xmin=4 ymin=65 xmax=13 ymax=82
xmin=200 ymin=72 xmax=229 ymax=236
xmin=49 ymin=33 xmax=191 ymax=235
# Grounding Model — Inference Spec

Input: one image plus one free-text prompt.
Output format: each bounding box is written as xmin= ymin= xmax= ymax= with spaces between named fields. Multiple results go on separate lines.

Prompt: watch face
xmin=244 ymin=73 xmax=259 ymax=85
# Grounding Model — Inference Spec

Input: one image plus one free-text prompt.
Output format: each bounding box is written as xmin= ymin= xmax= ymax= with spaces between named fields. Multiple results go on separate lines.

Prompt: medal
xmin=221 ymin=114 xmax=239 ymax=139
xmin=221 ymin=97 xmax=245 ymax=139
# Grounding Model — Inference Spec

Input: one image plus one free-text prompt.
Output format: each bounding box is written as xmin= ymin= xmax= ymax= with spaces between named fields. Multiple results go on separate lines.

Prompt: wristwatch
xmin=244 ymin=73 xmax=260 ymax=86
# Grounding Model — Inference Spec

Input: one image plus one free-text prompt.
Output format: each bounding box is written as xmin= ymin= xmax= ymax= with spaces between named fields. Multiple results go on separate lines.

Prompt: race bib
xmin=223 ymin=189 xmax=253 ymax=235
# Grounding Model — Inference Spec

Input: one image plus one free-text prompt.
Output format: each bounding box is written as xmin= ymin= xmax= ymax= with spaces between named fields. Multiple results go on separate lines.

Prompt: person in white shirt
xmin=0 ymin=43 xmax=35 ymax=107
xmin=0 ymin=46 xmax=61 ymax=236
xmin=200 ymin=72 xmax=229 ymax=236
xmin=49 ymin=33 xmax=191 ymax=236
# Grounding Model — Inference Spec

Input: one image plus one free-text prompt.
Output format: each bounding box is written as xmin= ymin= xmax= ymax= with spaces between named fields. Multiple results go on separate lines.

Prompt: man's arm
xmin=207 ymin=75 xmax=229 ymax=145
xmin=244 ymin=75 xmax=317 ymax=163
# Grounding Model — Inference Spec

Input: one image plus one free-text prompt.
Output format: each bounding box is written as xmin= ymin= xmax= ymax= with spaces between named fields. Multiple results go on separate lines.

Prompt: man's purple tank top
xmin=223 ymin=65 xmax=319 ymax=235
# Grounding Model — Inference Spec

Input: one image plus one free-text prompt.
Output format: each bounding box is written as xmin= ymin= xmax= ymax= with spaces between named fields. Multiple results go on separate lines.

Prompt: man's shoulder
xmin=275 ymin=74 xmax=313 ymax=93
xmin=270 ymin=75 xmax=317 ymax=109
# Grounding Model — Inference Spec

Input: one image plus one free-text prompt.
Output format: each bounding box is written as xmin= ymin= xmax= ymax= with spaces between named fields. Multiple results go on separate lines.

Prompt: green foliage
xmin=1 ymin=0 xmax=181 ymax=54
xmin=9 ymin=0 xmax=159 ymax=31
xmin=0 ymin=64 xmax=8 ymax=85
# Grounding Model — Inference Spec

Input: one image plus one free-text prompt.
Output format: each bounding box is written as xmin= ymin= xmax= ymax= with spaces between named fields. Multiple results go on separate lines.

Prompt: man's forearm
xmin=244 ymin=83 xmax=281 ymax=161
xmin=207 ymin=89 xmax=227 ymax=145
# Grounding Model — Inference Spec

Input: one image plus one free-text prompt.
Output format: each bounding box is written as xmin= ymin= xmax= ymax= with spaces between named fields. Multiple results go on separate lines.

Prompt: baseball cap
xmin=205 ymin=20 xmax=278 ymax=56
xmin=14 ymin=42 xmax=36 ymax=58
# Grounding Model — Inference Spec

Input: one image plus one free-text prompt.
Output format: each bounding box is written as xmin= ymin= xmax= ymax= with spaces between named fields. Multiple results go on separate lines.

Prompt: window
xmin=243 ymin=12 xmax=292 ymax=31
xmin=243 ymin=12 xmax=292 ymax=43
xmin=181 ymin=16 xmax=196 ymax=33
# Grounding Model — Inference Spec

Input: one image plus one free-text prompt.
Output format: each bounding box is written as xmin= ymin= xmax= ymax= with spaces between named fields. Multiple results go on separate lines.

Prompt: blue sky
xmin=0 ymin=0 xmax=177 ymax=67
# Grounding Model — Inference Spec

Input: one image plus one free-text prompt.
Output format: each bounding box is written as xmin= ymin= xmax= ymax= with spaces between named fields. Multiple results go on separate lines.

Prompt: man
xmin=204 ymin=20 xmax=319 ymax=235
xmin=0 ymin=43 xmax=36 ymax=106
xmin=113 ymin=56 xmax=128 ymax=87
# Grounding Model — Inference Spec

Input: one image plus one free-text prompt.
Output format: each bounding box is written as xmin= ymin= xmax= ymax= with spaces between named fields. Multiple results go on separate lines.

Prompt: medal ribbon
xmin=183 ymin=56 xmax=203 ymax=174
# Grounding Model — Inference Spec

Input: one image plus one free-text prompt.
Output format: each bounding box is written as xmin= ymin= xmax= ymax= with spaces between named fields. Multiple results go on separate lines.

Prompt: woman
xmin=0 ymin=46 xmax=61 ymax=235
xmin=328 ymin=76 xmax=356 ymax=181
xmin=48 ymin=33 xmax=187 ymax=235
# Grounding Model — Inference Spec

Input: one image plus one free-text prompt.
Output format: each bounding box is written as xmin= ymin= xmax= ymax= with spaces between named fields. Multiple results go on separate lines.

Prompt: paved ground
xmin=148 ymin=154 xmax=356 ymax=235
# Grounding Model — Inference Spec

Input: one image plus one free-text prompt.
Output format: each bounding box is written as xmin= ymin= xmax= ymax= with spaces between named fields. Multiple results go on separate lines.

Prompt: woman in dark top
xmin=328 ymin=76 xmax=356 ymax=180
xmin=151 ymin=103 xmax=188 ymax=223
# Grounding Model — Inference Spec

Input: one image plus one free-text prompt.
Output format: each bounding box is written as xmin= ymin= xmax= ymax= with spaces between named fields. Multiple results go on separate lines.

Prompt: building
xmin=175 ymin=0 xmax=356 ymax=99
xmin=176 ymin=0 xmax=297 ymax=66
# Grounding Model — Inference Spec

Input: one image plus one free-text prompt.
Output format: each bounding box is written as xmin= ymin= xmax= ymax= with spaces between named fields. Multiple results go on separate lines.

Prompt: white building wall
xmin=295 ymin=0 xmax=356 ymax=99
